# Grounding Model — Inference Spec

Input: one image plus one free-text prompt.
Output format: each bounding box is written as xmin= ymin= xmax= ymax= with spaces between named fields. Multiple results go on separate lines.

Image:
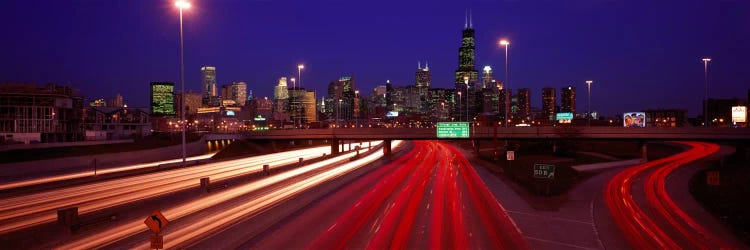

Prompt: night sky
xmin=1 ymin=0 xmax=748 ymax=117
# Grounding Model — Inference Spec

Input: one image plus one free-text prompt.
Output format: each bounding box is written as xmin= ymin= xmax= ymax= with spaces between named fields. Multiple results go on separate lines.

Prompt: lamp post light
xmin=355 ymin=90 xmax=359 ymax=128
xmin=291 ymin=77 xmax=297 ymax=128
xmin=175 ymin=0 xmax=190 ymax=165
xmin=499 ymin=39 xmax=510 ymax=127
xmin=463 ymin=76 xmax=469 ymax=122
xmin=586 ymin=80 xmax=593 ymax=126
xmin=297 ymin=64 xmax=304 ymax=128
xmin=338 ymin=99 xmax=342 ymax=128
xmin=457 ymin=91 xmax=462 ymax=121
xmin=441 ymin=102 xmax=445 ymax=121
xmin=702 ymin=58 xmax=711 ymax=128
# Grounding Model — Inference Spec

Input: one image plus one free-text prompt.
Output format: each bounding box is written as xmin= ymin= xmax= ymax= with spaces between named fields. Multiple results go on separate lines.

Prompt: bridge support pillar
xmin=640 ymin=141 xmax=648 ymax=162
xmin=473 ymin=139 xmax=480 ymax=155
xmin=331 ymin=139 xmax=340 ymax=155
xmin=383 ymin=139 xmax=392 ymax=155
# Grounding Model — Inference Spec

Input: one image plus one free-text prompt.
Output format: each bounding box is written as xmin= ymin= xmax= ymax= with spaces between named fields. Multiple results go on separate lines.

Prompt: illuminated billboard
xmin=150 ymin=82 xmax=175 ymax=117
xmin=732 ymin=106 xmax=746 ymax=123
xmin=386 ymin=111 xmax=399 ymax=117
xmin=623 ymin=112 xmax=646 ymax=127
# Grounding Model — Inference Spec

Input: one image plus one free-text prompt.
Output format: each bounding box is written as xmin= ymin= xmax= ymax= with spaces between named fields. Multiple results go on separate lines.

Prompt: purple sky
xmin=1 ymin=0 xmax=748 ymax=117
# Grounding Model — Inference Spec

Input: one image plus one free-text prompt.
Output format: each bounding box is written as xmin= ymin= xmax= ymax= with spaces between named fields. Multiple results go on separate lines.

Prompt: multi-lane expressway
xmin=0 ymin=138 xmax=744 ymax=249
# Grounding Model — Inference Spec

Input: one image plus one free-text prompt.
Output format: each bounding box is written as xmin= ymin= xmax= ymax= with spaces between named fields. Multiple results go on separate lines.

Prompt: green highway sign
xmin=436 ymin=122 xmax=470 ymax=138
xmin=533 ymin=164 xmax=556 ymax=179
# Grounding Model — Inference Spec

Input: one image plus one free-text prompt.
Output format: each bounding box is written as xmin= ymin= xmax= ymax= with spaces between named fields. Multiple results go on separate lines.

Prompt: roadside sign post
xmin=534 ymin=164 xmax=556 ymax=196
xmin=706 ymin=171 xmax=720 ymax=186
xmin=144 ymin=210 xmax=169 ymax=249
xmin=506 ymin=151 xmax=515 ymax=161
xmin=150 ymin=233 xmax=164 ymax=249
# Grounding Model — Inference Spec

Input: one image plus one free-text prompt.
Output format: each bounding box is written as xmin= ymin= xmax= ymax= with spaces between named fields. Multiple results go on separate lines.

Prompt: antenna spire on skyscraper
xmin=418 ymin=61 xmax=421 ymax=69
xmin=465 ymin=10 xmax=468 ymax=29
xmin=469 ymin=9 xmax=473 ymax=29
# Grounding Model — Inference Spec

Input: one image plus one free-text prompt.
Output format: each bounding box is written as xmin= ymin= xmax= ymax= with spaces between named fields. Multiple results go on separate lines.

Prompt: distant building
xmin=274 ymin=77 xmax=289 ymax=100
xmin=482 ymin=65 xmax=493 ymax=89
xmin=542 ymin=87 xmax=556 ymax=121
xmin=231 ymin=81 xmax=247 ymax=106
xmin=705 ymin=98 xmax=747 ymax=127
xmin=0 ymin=83 xmax=84 ymax=143
xmin=428 ymin=88 xmax=455 ymax=121
xmin=83 ymin=106 xmax=151 ymax=140
xmin=107 ymin=93 xmax=124 ymax=108
xmin=644 ymin=109 xmax=687 ymax=127
xmin=499 ymin=88 xmax=510 ymax=122
xmin=90 ymin=98 xmax=106 ymax=107
xmin=415 ymin=62 xmax=431 ymax=88
xmin=327 ymin=76 xmax=356 ymax=121
xmin=454 ymin=12 xmax=479 ymax=121
xmin=517 ymin=88 xmax=531 ymax=121
xmin=175 ymin=91 xmax=202 ymax=116
xmin=201 ymin=65 xmax=218 ymax=106
xmin=561 ymin=86 xmax=576 ymax=114
xmin=150 ymin=82 xmax=175 ymax=117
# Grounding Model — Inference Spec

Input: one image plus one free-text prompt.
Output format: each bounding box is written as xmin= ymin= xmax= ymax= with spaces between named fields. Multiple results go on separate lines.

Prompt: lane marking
xmin=506 ymin=210 xmax=594 ymax=225
xmin=525 ymin=236 xmax=599 ymax=250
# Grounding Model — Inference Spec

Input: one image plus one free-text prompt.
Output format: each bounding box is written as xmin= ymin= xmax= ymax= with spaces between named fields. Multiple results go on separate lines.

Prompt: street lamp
xmin=297 ymin=64 xmax=304 ymax=128
xmin=175 ymin=0 xmax=190 ymax=165
xmin=291 ymin=77 xmax=296 ymax=128
xmin=354 ymin=90 xmax=359 ymax=128
xmin=338 ymin=99 xmax=342 ymax=128
xmin=464 ymin=76 xmax=469 ymax=122
xmin=702 ymin=58 xmax=711 ymax=128
xmin=586 ymin=80 xmax=593 ymax=126
xmin=457 ymin=91 xmax=462 ymax=122
xmin=499 ymin=39 xmax=510 ymax=127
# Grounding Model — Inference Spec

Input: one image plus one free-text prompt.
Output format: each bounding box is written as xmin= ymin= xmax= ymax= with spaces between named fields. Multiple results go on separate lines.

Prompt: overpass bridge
xmin=209 ymin=127 xmax=750 ymax=155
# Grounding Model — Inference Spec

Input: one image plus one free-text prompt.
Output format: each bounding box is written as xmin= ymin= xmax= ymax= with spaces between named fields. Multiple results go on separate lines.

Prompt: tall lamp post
xmin=354 ymin=90 xmax=359 ymax=128
xmin=702 ymin=58 xmax=711 ymax=127
xmin=297 ymin=64 xmax=304 ymax=128
xmin=463 ymin=76 xmax=469 ymax=122
xmin=586 ymin=80 xmax=593 ymax=126
xmin=175 ymin=0 xmax=190 ymax=165
xmin=457 ymin=91 xmax=462 ymax=121
xmin=291 ymin=77 xmax=296 ymax=128
xmin=500 ymin=39 xmax=510 ymax=127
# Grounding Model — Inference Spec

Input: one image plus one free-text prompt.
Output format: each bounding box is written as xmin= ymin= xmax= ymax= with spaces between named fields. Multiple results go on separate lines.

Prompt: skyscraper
xmin=200 ymin=66 xmax=217 ymax=106
xmin=454 ymin=11 xmax=479 ymax=120
xmin=561 ymin=86 xmax=576 ymax=114
xmin=415 ymin=62 xmax=431 ymax=88
xmin=274 ymin=77 xmax=289 ymax=100
xmin=542 ymin=87 xmax=556 ymax=121
xmin=482 ymin=65 xmax=493 ymax=89
xmin=231 ymin=81 xmax=247 ymax=106
xmin=517 ymin=88 xmax=530 ymax=121
xmin=499 ymin=88 xmax=510 ymax=122
xmin=150 ymin=82 xmax=175 ymax=117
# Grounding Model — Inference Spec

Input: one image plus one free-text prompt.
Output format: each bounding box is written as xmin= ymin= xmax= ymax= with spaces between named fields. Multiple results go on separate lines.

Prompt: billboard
xmin=732 ymin=106 xmax=747 ymax=123
xmin=623 ymin=112 xmax=646 ymax=127
xmin=386 ymin=111 xmax=399 ymax=117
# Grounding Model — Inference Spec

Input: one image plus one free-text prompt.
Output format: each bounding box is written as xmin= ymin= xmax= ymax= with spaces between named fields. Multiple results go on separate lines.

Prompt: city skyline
xmin=1 ymin=1 xmax=748 ymax=117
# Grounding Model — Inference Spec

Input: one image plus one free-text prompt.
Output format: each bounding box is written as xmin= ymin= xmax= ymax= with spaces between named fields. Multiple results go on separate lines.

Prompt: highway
xmin=0 ymin=144 xmax=344 ymax=235
xmin=605 ymin=141 xmax=736 ymax=249
xmin=0 ymin=152 xmax=216 ymax=190
xmin=256 ymin=141 xmax=529 ymax=249
xmin=58 ymin=140 xmax=390 ymax=249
